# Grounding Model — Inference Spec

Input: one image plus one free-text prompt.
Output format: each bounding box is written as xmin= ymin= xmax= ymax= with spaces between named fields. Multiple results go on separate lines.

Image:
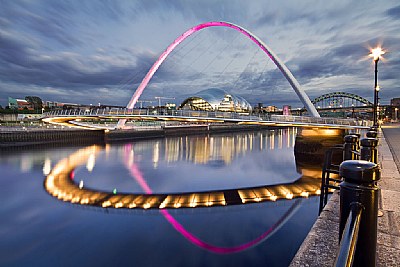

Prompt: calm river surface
xmin=0 ymin=128 xmax=321 ymax=267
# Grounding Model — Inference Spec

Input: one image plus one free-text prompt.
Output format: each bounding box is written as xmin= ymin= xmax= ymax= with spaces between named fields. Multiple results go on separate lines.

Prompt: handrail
xmin=43 ymin=108 xmax=373 ymax=127
xmin=334 ymin=203 xmax=363 ymax=267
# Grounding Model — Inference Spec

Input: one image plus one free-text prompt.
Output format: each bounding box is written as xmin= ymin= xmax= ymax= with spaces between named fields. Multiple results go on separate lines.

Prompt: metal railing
xmin=334 ymin=158 xmax=380 ymax=267
xmin=319 ymin=134 xmax=361 ymax=214
xmin=44 ymin=108 xmax=373 ymax=128
xmin=321 ymin=127 xmax=381 ymax=267
xmin=334 ymin=203 xmax=363 ymax=267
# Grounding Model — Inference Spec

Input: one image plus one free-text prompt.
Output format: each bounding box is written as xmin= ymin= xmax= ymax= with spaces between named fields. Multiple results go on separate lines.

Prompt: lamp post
xmin=395 ymin=107 xmax=399 ymax=122
xmin=370 ymin=47 xmax=385 ymax=126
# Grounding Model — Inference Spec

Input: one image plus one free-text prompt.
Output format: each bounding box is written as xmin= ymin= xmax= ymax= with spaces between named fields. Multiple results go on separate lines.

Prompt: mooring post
xmin=360 ymin=137 xmax=379 ymax=164
xmin=366 ymin=130 xmax=378 ymax=138
xmin=343 ymin=135 xmax=359 ymax=160
xmin=339 ymin=160 xmax=381 ymax=267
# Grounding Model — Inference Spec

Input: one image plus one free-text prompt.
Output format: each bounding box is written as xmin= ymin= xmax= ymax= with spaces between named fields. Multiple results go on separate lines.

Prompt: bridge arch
xmin=118 ymin=21 xmax=319 ymax=128
xmin=312 ymin=92 xmax=372 ymax=109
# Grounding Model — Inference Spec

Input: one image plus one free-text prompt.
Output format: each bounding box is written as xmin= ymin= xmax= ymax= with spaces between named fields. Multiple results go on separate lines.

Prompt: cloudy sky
xmin=1 ymin=0 xmax=399 ymax=108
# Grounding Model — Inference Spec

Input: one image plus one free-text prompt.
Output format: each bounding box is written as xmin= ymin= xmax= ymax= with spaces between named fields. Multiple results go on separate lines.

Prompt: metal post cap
xmin=360 ymin=137 xmax=378 ymax=147
xmin=348 ymin=132 xmax=361 ymax=138
xmin=366 ymin=131 xmax=378 ymax=138
xmin=339 ymin=160 xmax=380 ymax=183
xmin=344 ymin=135 xmax=358 ymax=143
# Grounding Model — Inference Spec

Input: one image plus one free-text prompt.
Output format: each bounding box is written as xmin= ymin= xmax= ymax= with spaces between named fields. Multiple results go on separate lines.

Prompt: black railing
xmin=319 ymin=134 xmax=361 ymax=214
xmin=334 ymin=202 xmax=363 ymax=267
xmin=335 ymin=159 xmax=380 ymax=267
xmin=318 ymin=127 xmax=380 ymax=267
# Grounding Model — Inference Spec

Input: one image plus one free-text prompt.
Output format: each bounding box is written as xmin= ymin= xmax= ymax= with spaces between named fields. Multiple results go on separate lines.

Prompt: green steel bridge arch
xmin=312 ymin=92 xmax=372 ymax=109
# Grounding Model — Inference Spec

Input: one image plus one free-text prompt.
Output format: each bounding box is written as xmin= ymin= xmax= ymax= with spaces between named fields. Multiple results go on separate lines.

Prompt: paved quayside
xmin=290 ymin=123 xmax=400 ymax=267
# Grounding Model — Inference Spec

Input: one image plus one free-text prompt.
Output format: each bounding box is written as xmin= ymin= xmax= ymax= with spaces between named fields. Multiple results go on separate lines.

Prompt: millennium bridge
xmin=43 ymin=107 xmax=372 ymax=130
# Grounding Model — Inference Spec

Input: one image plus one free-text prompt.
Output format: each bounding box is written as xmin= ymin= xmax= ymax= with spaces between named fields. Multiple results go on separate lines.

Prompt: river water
xmin=0 ymin=128 xmax=322 ymax=267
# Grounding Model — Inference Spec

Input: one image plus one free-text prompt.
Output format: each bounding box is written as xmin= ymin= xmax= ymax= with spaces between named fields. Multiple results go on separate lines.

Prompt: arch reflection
xmin=44 ymin=144 xmax=322 ymax=210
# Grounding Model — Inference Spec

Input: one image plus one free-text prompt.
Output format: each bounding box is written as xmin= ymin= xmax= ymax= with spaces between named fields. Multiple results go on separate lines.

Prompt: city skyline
xmin=1 ymin=1 xmax=399 ymax=109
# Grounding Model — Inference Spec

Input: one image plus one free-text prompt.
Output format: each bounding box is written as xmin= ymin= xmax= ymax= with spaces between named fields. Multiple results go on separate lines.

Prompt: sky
xmin=0 ymin=0 xmax=399 ymax=109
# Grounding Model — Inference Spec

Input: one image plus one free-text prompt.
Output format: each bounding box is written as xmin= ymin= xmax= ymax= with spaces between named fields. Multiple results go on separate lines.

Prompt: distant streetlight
xmin=395 ymin=107 xmax=399 ymax=122
xmin=369 ymin=47 xmax=385 ymax=126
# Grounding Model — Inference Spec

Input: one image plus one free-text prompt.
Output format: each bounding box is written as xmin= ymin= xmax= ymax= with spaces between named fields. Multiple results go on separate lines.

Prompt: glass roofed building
xmin=178 ymin=88 xmax=252 ymax=113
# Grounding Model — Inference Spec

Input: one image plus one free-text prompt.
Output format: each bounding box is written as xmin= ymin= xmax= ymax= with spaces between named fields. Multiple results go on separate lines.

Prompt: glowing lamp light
xmin=300 ymin=191 xmax=309 ymax=198
xmin=102 ymin=201 xmax=111 ymax=208
xmin=370 ymin=47 xmax=385 ymax=61
xmin=285 ymin=193 xmax=294 ymax=199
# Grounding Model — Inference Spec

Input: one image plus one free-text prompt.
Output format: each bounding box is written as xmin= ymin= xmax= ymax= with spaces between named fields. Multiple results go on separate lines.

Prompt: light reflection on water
xmin=0 ymin=128 xmax=322 ymax=267
xmin=76 ymin=128 xmax=303 ymax=194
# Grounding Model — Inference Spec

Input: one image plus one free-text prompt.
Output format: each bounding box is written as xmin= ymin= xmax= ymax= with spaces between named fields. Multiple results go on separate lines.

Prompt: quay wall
xmin=0 ymin=124 xmax=286 ymax=146
xmin=0 ymin=129 xmax=104 ymax=147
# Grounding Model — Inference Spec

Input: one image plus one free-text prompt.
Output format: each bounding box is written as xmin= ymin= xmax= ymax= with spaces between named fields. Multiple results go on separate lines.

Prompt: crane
xmin=154 ymin=96 xmax=175 ymax=107
xmin=136 ymin=100 xmax=153 ymax=108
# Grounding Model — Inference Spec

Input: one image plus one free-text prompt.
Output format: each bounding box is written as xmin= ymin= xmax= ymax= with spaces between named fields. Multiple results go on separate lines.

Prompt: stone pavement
xmin=377 ymin=123 xmax=400 ymax=266
xmin=290 ymin=124 xmax=400 ymax=267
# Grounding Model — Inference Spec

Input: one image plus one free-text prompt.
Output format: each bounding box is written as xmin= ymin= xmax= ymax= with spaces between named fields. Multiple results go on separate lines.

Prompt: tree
xmin=25 ymin=96 xmax=43 ymax=111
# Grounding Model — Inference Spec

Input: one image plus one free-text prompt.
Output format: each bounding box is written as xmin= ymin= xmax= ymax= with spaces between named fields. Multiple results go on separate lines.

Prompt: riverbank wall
xmin=0 ymin=124 xmax=287 ymax=146
xmin=0 ymin=129 xmax=104 ymax=147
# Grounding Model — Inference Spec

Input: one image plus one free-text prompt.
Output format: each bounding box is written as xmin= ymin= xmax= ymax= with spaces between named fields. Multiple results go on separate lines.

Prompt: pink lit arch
xmin=118 ymin=21 xmax=319 ymax=128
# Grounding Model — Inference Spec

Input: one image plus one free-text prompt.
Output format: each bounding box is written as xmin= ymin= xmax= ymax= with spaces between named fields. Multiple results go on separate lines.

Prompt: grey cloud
xmin=0 ymin=1 xmax=81 ymax=47
xmin=0 ymin=31 xmax=160 ymax=90
xmin=386 ymin=5 xmax=400 ymax=19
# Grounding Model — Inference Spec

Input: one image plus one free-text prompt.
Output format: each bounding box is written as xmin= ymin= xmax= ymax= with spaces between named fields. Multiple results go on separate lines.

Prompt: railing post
xmin=360 ymin=138 xmax=379 ymax=164
xmin=366 ymin=130 xmax=378 ymax=138
xmin=338 ymin=160 xmax=380 ymax=267
xmin=343 ymin=135 xmax=359 ymax=160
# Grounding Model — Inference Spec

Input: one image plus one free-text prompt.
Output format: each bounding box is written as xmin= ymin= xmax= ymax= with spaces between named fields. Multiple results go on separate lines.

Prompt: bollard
xmin=360 ymin=138 xmax=379 ymax=164
xmin=343 ymin=135 xmax=359 ymax=160
xmin=349 ymin=132 xmax=361 ymax=150
xmin=339 ymin=160 xmax=380 ymax=267
xmin=366 ymin=131 xmax=378 ymax=138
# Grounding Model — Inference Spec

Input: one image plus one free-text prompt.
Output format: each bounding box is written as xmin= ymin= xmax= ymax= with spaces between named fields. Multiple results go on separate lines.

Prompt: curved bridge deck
xmin=44 ymin=108 xmax=372 ymax=130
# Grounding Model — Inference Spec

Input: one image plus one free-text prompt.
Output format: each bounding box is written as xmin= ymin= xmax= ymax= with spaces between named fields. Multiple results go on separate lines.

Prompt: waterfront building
xmin=8 ymin=97 xmax=33 ymax=110
xmin=178 ymin=88 xmax=252 ymax=113
xmin=390 ymin=97 xmax=400 ymax=107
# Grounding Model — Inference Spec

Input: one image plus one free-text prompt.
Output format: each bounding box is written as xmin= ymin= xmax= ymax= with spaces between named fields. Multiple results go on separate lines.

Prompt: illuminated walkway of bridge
xmin=43 ymin=107 xmax=371 ymax=130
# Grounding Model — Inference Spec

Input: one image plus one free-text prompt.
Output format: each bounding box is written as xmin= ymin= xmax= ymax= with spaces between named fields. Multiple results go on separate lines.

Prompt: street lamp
xmin=369 ymin=47 xmax=385 ymax=126
xmin=395 ymin=107 xmax=399 ymax=122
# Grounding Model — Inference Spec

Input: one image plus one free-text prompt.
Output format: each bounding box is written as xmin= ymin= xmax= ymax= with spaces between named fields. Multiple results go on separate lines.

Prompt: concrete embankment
xmin=0 ymin=129 xmax=104 ymax=147
xmin=0 ymin=124 xmax=286 ymax=146
xmin=290 ymin=128 xmax=400 ymax=267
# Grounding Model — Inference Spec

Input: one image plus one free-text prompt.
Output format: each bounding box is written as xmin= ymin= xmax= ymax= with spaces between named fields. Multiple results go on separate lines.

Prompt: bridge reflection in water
xmin=45 ymin=131 xmax=329 ymax=210
xmin=44 ymin=129 xmax=338 ymax=255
